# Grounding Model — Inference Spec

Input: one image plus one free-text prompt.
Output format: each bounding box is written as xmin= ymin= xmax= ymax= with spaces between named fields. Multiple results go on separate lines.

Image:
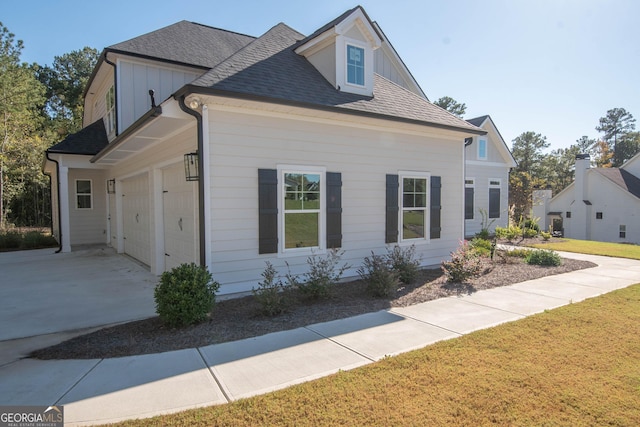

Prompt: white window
xmin=400 ymin=173 xmax=430 ymax=242
xmin=346 ymin=44 xmax=365 ymax=86
xmin=76 ymin=179 xmax=92 ymax=210
xmin=105 ymin=86 xmax=115 ymax=135
xmin=478 ymin=138 xmax=488 ymax=160
xmin=489 ymin=179 xmax=501 ymax=219
xmin=620 ymin=225 xmax=626 ymax=239
xmin=279 ymin=166 xmax=326 ymax=254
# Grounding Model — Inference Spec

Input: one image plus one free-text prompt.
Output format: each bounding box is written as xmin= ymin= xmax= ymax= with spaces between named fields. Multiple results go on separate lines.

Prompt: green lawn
xmin=115 ymin=284 xmax=640 ymax=426
xmin=530 ymin=238 xmax=640 ymax=260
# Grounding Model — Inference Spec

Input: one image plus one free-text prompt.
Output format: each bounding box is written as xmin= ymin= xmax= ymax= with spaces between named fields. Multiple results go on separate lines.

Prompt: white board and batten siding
xmin=117 ymin=59 xmax=200 ymax=132
xmin=206 ymin=109 xmax=465 ymax=294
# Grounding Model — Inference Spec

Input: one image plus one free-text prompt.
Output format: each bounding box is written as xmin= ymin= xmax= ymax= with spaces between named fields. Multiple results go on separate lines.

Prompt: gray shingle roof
xmin=47 ymin=119 xmax=108 ymax=155
xmin=466 ymin=115 xmax=489 ymax=127
xmin=107 ymin=21 xmax=255 ymax=69
xmin=187 ymin=23 xmax=482 ymax=133
xmin=594 ymin=168 xmax=640 ymax=199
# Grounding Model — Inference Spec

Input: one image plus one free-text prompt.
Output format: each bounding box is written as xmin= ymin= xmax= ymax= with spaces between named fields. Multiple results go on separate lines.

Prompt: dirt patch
xmin=31 ymin=254 xmax=596 ymax=360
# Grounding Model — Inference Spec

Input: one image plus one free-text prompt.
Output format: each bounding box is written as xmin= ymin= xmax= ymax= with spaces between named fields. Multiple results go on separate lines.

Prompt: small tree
xmin=433 ymin=96 xmax=466 ymax=117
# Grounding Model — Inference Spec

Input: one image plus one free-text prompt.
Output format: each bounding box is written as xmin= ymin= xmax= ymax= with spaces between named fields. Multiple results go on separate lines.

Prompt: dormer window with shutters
xmin=295 ymin=7 xmax=381 ymax=97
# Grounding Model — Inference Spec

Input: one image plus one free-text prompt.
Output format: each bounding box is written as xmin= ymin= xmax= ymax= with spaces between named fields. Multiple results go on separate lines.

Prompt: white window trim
xmin=488 ymin=178 xmax=501 ymax=219
xmin=75 ymin=179 xmax=93 ymax=210
xmin=277 ymin=165 xmax=326 ymax=256
xmin=345 ymin=42 xmax=366 ymax=89
xmin=477 ymin=138 xmax=488 ymax=160
xmin=336 ymin=35 xmax=374 ymax=96
xmin=399 ymin=171 xmax=430 ymax=244
xmin=465 ymin=178 xmax=475 ymax=220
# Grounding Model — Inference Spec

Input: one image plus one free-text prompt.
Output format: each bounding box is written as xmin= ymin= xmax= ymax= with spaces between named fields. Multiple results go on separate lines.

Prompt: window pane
xmin=346 ymin=45 xmax=364 ymax=86
xmin=465 ymin=187 xmax=474 ymax=220
xmin=284 ymin=173 xmax=320 ymax=211
xmin=403 ymin=194 xmax=415 ymax=208
xmin=285 ymin=212 xmax=319 ymax=248
xmin=489 ymin=188 xmax=500 ymax=218
xmin=479 ymin=140 xmax=487 ymax=158
xmin=77 ymin=195 xmax=91 ymax=209
xmin=402 ymin=210 xmax=425 ymax=240
xmin=77 ymin=180 xmax=91 ymax=194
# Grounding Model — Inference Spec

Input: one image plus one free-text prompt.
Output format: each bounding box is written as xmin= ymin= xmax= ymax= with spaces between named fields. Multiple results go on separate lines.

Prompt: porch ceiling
xmin=92 ymin=102 xmax=193 ymax=165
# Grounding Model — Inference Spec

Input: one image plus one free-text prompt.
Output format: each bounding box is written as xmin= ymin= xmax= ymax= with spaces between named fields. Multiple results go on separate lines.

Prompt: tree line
xmin=434 ymin=97 xmax=639 ymax=221
xmin=0 ymin=22 xmax=98 ymax=228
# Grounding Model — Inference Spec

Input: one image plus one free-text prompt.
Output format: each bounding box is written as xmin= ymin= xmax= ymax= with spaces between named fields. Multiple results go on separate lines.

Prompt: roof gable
xmin=594 ymin=168 xmax=640 ymax=200
xmin=466 ymin=115 xmax=516 ymax=167
xmin=185 ymin=22 xmax=482 ymax=134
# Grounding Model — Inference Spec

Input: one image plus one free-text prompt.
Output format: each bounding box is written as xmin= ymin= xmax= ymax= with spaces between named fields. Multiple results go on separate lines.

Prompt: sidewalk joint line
xmin=196 ymin=347 xmax=231 ymax=403
xmin=54 ymin=358 xmax=103 ymax=405
xmin=303 ymin=327 xmax=376 ymax=362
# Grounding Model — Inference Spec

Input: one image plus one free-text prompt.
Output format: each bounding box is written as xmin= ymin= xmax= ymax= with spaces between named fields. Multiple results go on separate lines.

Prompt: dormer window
xmin=346 ymin=44 xmax=365 ymax=86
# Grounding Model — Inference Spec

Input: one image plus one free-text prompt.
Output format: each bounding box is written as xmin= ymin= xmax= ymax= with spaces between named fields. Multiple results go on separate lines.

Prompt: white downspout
xmin=201 ymin=104 xmax=213 ymax=270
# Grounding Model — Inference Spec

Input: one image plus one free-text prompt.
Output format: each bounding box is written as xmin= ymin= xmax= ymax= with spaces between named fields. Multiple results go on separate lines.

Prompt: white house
xmin=464 ymin=115 xmax=516 ymax=237
xmin=533 ymin=153 xmax=640 ymax=244
xmin=43 ymin=6 xmax=486 ymax=294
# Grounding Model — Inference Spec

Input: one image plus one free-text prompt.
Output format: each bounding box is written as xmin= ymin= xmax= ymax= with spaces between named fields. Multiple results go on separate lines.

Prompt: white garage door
xmin=163 ymin=163 xmax=197 ymax=271
xmin=122 ymin=173 xmax=151 ymax=266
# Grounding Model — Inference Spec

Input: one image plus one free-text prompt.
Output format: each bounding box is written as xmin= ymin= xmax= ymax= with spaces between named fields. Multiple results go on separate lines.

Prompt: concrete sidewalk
xmin=1 ymin=251 xmax=639 ymax=426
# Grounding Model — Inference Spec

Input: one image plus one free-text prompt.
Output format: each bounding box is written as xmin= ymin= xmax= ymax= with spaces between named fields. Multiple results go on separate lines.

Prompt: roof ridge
xmin=188 ymin=21 xmax=256 ymax=40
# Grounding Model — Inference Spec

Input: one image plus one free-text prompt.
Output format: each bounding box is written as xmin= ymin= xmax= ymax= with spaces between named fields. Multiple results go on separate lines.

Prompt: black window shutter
xmin=489 ymin=188 xmax=500 ymax=219
xmin=326 ymin=172 xmax=342 ymax=248
xmin=430 ymin=176 xmax=442 ymax=239
xmin=465 ymin=187 xmax=474 ymax=220
xmin=258 ymin=169 xmax=278 ymax=254
xmin=385 ymin=174 xmax=399 ymax=243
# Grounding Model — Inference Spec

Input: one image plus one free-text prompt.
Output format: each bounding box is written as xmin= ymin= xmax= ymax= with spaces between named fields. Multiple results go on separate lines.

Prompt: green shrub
xmin=358 ymin=252 xmax=400 ymax=298
xmin=504 ymin=248 xmax=530 ymax=258
xmin=287 ymin=249 xmax=349 ymax=300
xmin=523 ymin=219 xmax=540 ymax=232
xmin=22 ymin=231 xmax=57 ymax=248
xmin=469 ymin=238 xmax=492 ymax=257
xmin=525 ymin=249 xmax=562 ymax=266
xmin=523 ymin=227 xmax=538 ymax=238
xmin=385 ymin=245 xmax=420 ymax=284
xmin=441 ymin=241 xmax=483 ymax=283
xmin=475 ymin=228 xmax=490 ymax=240
xmin=0 ymin=231 xmax=22 ymax=250
xmin=154 ymin=263 xmax=220 ymax=328
xmin=253 ymin=262 xmax=289 ymax=316
xmin=541 ymin=231 xmax=552 ymax=241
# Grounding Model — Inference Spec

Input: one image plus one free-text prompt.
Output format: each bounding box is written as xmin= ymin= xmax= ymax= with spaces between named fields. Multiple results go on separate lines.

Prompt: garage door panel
xmin=122 ymin=174 xmax=151 ymax=266
xmin=163 ymin=163 xmax=197 ymax=271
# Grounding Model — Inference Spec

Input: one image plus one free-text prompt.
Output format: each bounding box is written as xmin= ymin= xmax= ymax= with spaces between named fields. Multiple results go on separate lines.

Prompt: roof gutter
xmin=174 ymin=85 xmax=486 ymax=137
xmin=44 ymin=152 xmax=63 ymax=253
xmin=90 ymin=106 xmax=162 ymax=163
xmin=177 ymin=95 xmax=207 ymax=267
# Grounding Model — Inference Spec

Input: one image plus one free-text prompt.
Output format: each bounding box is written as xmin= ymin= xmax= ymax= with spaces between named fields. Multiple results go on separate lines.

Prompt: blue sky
xmin=4 ymin=0 xmax=639 ymax=151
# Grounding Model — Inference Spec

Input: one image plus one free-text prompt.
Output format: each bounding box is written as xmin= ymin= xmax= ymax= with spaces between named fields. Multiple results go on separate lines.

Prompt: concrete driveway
xmin=0 ymin=246 xmax=157 ymax=361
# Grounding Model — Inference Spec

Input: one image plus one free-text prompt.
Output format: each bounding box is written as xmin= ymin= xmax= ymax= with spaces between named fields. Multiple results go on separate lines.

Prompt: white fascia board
xmin=294 ymin=28 xmax=336 ymax=57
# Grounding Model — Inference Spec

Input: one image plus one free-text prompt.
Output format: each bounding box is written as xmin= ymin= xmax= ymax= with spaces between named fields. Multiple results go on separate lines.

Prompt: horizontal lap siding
xmin=68 ymin=169 xmax=107 ymax=245
xmin=208 ymin=111 xmax=464 ymax=293
xmin=464 ymin=165 xmax=510 ymax=237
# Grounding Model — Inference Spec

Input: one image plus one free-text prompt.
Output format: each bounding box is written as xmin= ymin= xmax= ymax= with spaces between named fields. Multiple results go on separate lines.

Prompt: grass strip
xmin=530 ymin=238 xmax=640 ymax=260
xmin=114 ymin=284 xmax=640 ymax=426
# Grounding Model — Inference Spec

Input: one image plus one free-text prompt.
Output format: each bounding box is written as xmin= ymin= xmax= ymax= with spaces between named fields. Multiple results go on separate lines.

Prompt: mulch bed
xmin=31 ymin=251 xmax=596 ymax=360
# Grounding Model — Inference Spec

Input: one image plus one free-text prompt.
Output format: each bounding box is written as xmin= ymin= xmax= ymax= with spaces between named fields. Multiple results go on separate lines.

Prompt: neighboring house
xmin=43 ymin=6 xmax=485 ymax=294
xmin=533 ymin=153 xmax=640 ymax=244
xmin=464 ymin=115 xmax=516 ymax=237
